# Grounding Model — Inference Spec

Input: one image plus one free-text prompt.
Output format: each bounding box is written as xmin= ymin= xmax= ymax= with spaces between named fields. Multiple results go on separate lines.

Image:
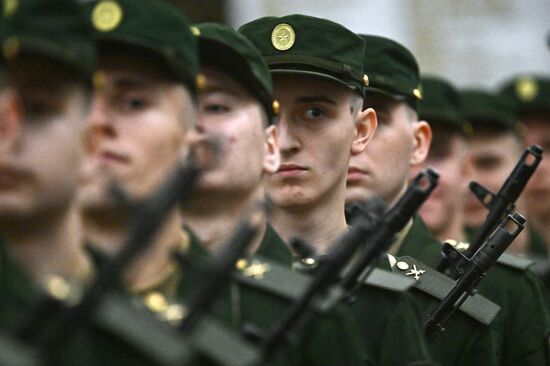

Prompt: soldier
xmin=0 ymin=0 xmax=94 ymax=327
xmin=415 ymin=76 xmax=469 ymax=243
xmin=426 ymin=82 xmax=550 ymax=366
xmin=500 ymin=76 xmax=550 ymax=256
xmin=240 ymin=16 xmax=435 ymax=366
xmin=79 ymin=0 xmax=198 ymax=298
xmin=180 ymin=22 xmax=367 ymax=366
xmin=459 ymin=88 xmax=530 ymax=253
xmin=345 ymin=36 xmax=500 ymax=366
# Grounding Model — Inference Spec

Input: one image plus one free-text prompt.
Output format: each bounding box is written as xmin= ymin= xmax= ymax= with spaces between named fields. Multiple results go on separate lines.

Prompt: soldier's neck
xmin=270 ymin=186 xmax=348 ymax=255
xmin=3 ymin=203 xmax=92 ymax=285
xmin=83 ymin=207 xmax=185 ymax=292
xmin=182 ymin=185 xmax=266 ymax=256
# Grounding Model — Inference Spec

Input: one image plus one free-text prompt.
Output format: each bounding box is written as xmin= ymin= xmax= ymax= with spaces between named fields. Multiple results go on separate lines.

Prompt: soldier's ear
xmin=410 ymin=120 xmax=432 ymax=166
xmin=263 ymin=124 xmax=280 ymax=174
xmin=0 ymin=89 xmax=23 ymax=153
xmin=351 ymin=107 xmax=377 ymax=155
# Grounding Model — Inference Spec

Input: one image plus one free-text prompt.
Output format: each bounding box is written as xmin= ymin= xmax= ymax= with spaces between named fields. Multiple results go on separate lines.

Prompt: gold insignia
xmin=241 ymin=259 xmax=270 ymax=279
xmin=235 ymin=258 xmax=248 ymax=270
xmin=462 ymin=121 xmax=474 ymax=135
xmin=92 ymin=71 xmax=107 ymax=90
xmin=2 ymin=36 xmax=19 ymax=59
xmin=143 ymin=292 xmax=168 ymax=313
xmin=272 ymin=100 xmax=280 ymax=115
xmin=163 ymin=303 xmax=187 ymax=324
xmin=271 ymin=23 xmax=295 ymax=51
xmin=446 ymin=239 xmax=470 ymax=252
xmin=363 ymin=74 xmax=369 ymax=87
xmin=3 ymin=0 xmax=17 ymax=17
xmin=92 ymin=0 xmax=123 ymax=33
xmin=413 ymin=87 xmax=423 ymax=100
xmin=44 ymin=275 xmax=82 ymax=305
xmin=195 ymin=73 xmax=207 ymax=91
xmin=396 ymin=261 xmax=410 ymax=270
xmin=302 ymin=257 xmax=317 ymax=266
xmin=190 ymin=26 xmax=201 ymax=36
xmin=515 ymin=77 xmax=538 ymax=102
xmin=405 ymin=264 xmax=426 ymax=280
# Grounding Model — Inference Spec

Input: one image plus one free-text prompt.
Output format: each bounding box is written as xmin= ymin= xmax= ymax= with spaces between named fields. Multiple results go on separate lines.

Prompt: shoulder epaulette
xmin=97 ymin=292 xmax=261 ymax=366
xmin=496 ymin=252 xmax=534 ymax=271
xmin=362 ymin=268 xmax=415 ymax=292
xmin=233 ymin=255 xmax=311 ymax=302
xmin=390 ymin=255 xmax=501 ymax=325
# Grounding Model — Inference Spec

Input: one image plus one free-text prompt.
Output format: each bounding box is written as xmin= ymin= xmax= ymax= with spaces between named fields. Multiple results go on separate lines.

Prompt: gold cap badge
xmin=271 ymin=23 xmax=295 ymax=51
xmin=515 ymin=77 xmax=538 ymax=102
xmin=2 ymin=36 xmax=19 ymax=59
xmin=3 ymin=0 xmax=17 ymax=17
xmin=92 ymin=0 xmax=123 ymax=33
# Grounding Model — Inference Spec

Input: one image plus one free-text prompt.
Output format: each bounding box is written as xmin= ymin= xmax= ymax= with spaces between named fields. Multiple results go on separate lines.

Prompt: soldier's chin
xmin=345 ymin=187 xmax=374 ymax=205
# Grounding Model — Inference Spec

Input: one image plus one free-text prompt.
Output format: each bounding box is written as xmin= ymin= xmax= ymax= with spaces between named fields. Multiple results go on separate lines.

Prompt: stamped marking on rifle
xmin=405 ymin=264 xmax=426 ymax=280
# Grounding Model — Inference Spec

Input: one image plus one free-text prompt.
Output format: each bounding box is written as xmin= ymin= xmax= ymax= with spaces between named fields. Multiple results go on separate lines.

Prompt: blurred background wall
xmin=173 ymin=0 xmax=549 ymax=90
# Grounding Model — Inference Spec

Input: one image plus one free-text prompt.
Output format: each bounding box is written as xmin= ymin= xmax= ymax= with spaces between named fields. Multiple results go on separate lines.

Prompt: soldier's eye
xmin=21 ymin=94 xmax=58 ymax=119
xmin=474 ymin=156 xmax=500 ymax=170
xmin=303 ymin=107 xmax=325 ymax=120
xmin=203 ymin=104 xmax=230 ymax=114
xmin=124 ymin=97 xmax=146 ymax=111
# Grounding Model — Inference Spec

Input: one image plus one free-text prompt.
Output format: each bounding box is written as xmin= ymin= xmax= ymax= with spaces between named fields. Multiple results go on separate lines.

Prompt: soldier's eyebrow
xmin=295 ymin=95 xmax=337 ymax=105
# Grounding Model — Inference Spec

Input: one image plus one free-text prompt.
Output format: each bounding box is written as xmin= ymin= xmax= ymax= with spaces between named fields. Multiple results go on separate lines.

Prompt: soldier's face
xmin=268 ymin=74 xmax=372 ymax=210
xmin=346 ymin=95 xmax=430 ymax=205
xmin=0 ymin=56 xmax=88 ymax=222
xmin=521 ymin=114 xmax=550 ymax=223
xmin=464 ymin=131 xmax=523 ymax=228
xmin=79 ymin=52 xmax=195 ymax=211
xmin=418 ymin=125 xmax=469 ymax=237
xmin=193 ymin=67 xmax=279 ymax=197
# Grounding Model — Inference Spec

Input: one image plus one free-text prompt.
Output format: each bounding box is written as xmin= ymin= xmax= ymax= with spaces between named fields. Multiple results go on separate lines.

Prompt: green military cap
xmin=499 ymin=75 xmax=550 ymax=115
xmin=359 ymin=34 xmax=422 ymax=109
xmin=193 ymin=22 xmax=277 ymax=123
xmin=418 ymin=75 xmax=464 ymax=132
xmin=85 ymin=0 xmax=198 ymax=91
xmin=239 ymin=14 xmax=368 ymax=97
xmin=1 ymin=0 xmax=95 ymax=79
xmin=460 ymin=89 xmax=518 ymax=133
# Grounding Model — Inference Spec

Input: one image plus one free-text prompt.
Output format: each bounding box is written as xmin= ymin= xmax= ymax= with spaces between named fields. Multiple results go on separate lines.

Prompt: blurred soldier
xmin=180 ymin=22 xmax=367 ymax=366
xmin=460 ymin=88 xmax=530 ymax=254
xmin=409 ymin=76 xmax=550 ymax=365
xmin=345 ymin=37 xmax=499 ymax=366
xmin=416 ymin=76 xmax=469 ymax=243
xmin=79 ymin=0 xmax=199 ymax=299
xmin=0 ymin=0 xmax=94 ymax=326
xmin=500 ymin=76 xmax=550 ymax=256
xmin=241 ymin=17 xmax=436 ymax=366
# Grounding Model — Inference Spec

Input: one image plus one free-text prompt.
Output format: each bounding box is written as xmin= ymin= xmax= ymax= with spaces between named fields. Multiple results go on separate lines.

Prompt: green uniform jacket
xmin=345 ymin=271 xmax=435 ymax=366
xmin=400 ymin=217 xmax=550 ymax=366
xmin=397 ymin=218 xmax=499 ymax=366
xmin=181 ymin=225 xmax=369 ymax=366
xmin=0 ymin=241 xmax=194 ymax=366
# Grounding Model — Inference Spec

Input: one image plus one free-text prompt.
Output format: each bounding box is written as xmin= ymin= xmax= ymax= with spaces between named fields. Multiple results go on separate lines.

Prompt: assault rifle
xmin=436 ymin=145 xmax=542 ymax=273
xmin=425 ymin=213 xmax=526 ymax=341
xmin=339 ymin=167 xmax=439 ymax=298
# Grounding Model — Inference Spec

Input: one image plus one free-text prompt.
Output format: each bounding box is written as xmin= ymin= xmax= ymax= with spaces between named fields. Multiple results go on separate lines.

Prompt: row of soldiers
xmin=1 ymin=0 xmax=550 ymax=365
